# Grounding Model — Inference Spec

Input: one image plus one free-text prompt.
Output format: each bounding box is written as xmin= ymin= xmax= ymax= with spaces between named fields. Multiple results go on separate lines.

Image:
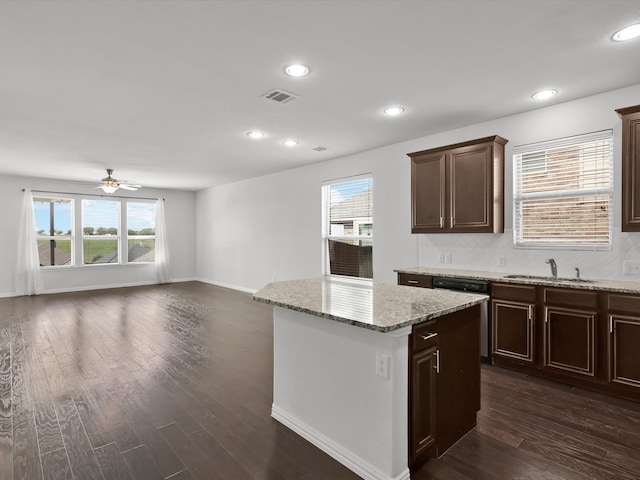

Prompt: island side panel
xmin=271 ymin=307 xmax=411 ymax=480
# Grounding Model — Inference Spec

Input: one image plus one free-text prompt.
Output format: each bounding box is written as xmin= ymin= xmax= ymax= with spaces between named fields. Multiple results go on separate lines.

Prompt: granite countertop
xmin=395 ymin=266 xmax=640 ymax=294
xmin=253 ymin=276 xmax=488 ymax=333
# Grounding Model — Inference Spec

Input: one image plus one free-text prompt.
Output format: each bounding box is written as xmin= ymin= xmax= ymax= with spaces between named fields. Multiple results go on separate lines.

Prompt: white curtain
xmin=15 ymin=189 xmax=44 ymax=295
xmin=155 ymin=198 xmax=171 ymax=283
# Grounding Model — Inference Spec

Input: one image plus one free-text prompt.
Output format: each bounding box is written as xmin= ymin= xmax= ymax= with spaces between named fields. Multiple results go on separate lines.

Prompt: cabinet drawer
xmin=543 ymin=288 xmax=598 ymax=309
xmin=412 ymin=321 xmax=438 ymax=353
xmin=491 ymin=282 xmax=536 ymax=303
xmin=607 ymin=293 xmax=640 ymax=314
xmin=398 ymin=273 xmax=433 ymax=288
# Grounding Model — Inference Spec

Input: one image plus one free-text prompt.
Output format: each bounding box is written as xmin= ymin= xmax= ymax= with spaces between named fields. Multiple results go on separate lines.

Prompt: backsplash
xmin=417 ymin=229 xmax=640 ymax=281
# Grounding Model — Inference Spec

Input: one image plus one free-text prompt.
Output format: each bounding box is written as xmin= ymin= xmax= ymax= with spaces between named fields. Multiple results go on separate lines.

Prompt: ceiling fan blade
xmin=119 ymin=184 xmax=140 ymax=191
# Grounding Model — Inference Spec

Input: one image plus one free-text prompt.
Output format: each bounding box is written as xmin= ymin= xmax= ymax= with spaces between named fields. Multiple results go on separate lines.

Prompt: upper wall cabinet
xmin=616 ymin=105 xmax=640 ymax=232
xmin=408 ymin=135 xmax=508 ymax=233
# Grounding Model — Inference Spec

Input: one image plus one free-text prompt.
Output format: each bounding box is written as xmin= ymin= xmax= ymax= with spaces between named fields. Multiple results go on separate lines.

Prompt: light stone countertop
xmin=395 ymin=266 xmax=640 ymax=294
xmin=253 ymin=276 xmax=488 ymax=333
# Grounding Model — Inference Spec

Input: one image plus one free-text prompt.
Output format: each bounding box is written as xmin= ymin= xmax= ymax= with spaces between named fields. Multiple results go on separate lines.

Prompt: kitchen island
xmin=253 ymin=277 xmax=488 ymax=480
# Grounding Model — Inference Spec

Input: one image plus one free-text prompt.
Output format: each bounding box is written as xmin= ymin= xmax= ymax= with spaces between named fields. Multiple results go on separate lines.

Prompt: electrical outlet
xmin=497 ymin=255 xmax=506 ymax=267
xmin=445 ymin=253 xmax=452 ymax=264
xmin=438 ymin=253 xmax=445 ymax=264
xmin=623 ymin=260 xmax=640 ymax=275
xmin=376 ymin=352 xmax=389 ymax=378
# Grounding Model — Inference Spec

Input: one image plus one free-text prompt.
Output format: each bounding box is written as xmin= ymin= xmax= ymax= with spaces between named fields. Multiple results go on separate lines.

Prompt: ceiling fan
xmin=96 ymin=169 xmax=141 ymax=194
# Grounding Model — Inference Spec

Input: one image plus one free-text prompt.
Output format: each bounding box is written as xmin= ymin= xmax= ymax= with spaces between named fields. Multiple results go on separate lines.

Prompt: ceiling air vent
xmin=312 ymin=146 xmax=328 ymax=152
xmin=262 ymin=88 xmax=298 ymax=104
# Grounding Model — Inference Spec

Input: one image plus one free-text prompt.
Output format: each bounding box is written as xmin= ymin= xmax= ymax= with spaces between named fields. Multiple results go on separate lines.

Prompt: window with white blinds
xmin=322 ymin=176 xmax=373 ymax=279
xmin=513 ymin=130 xmax=613 ymax=250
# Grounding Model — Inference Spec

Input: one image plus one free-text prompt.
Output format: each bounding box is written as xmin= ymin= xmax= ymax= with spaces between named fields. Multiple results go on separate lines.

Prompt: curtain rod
xmin=22 ymin=188 xmax=164 ymax=201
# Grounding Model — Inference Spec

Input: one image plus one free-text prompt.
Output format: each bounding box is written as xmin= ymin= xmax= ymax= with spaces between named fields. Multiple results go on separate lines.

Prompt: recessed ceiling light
xmin=283 ymin=139 xmax=298 ymax=147
xmin=285 ymin=64 xmax=309 ymax=77
xmin=247 ymin=131 xmax=265 ymax=139
xmin=612 ymin=23 xmax=640 ymax=42
xmin=531 ymin=89 xmax=558 ymax=101
xmin=384 ymin=106 xmax=405 ymax=116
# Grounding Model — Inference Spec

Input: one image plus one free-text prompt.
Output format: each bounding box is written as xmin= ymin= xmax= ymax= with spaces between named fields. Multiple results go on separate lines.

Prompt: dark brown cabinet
xmin=398 ymin=269 xmax=640 ymax=405
xmin=408 ymin=306 xmax=481 ymax=471
xmin=491 ymin=283 xmax=536 ymax=366
xmin=606 ymin=293 xmax=640 ymax=393
xmin=410 ymin=329 xmax=438 ymax=464
xmin=542 ymin=288 xmax=598 ymax=379
xmin=408 ymin=135 xmax=507 ymax=234
xmin=616 ymin=104 xmax=640 ymax=231
xmin=398 ymin=272 xmax=433 ymax=288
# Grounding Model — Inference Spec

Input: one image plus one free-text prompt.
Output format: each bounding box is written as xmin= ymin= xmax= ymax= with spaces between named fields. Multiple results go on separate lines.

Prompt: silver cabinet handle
xmin=407 ymin=280 xmax=419 ymax=284
xmin=420 ymin=332 xmax=437 ymax=341
xmin=439 ymin=216 xmax=443 ymax=228
xmin=609 ymin=316 xmax=613 ymax=334
xmin=433 ymin=350 xmax=440 ymax=373
xmin=528 ymin=305 xmax=533 ymax=321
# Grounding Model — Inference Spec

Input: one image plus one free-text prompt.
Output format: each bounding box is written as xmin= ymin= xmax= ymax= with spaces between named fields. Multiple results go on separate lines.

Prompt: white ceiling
xmin=1 ymin=0 xmax=639 ymax=191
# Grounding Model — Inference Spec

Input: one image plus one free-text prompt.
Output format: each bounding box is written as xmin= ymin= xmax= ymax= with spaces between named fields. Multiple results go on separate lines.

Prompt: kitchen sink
xmin=503 ymin=274 xmax=594 ymax=284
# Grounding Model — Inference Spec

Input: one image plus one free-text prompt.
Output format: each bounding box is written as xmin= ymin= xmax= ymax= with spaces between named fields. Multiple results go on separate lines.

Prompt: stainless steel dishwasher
xmin=432 ymin=276 xmax=490 ymax=362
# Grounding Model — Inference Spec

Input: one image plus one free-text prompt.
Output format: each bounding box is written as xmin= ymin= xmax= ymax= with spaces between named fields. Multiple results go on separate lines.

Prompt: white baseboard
xmin=196 ymin=277 xmax=257 ymax=294
xmin=271 ymin=404 xmax=410 ymax=480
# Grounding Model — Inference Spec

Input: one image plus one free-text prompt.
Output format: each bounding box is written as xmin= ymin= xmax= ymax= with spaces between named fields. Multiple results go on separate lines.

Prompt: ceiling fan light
xmin=100 ymin=184 xmax=118 ymax=194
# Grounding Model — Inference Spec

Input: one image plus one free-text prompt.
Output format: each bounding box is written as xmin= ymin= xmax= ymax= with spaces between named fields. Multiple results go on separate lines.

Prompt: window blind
xmin=513 ymin=130 xmax=613 ymax=250
xmin=322 ymin=176 xmax=373 ymax=279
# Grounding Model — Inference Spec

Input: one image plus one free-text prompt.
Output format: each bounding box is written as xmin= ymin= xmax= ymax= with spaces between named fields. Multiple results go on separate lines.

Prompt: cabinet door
xmin=410 ymin=345 xmax=438 ymax=466
xmin=449 ymin=143 xmax=492 ymax=232
xmin=492 ymin=299 xmax=535 ymax=364
xmin=609 ymin=314 xmax=640 ymax=388
xmin=411 ymin=152 xmax=446 ymax=233
xmin=543 ymin=307 xmax=596 ymax=377
xmin=619 ymin=107 xmax=640 ymax=231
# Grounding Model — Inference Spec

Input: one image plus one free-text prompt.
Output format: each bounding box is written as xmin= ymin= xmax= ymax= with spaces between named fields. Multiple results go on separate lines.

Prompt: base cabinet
xmin=400 ymin=271 xmax=640 ymax=404
xmin=492 ymin=300 xmax=535 ymax=364
xmin=542 ymin=288 xmax=598 ymax=379
xmin=491 ymin=283 xmax=536 ymax=367
xmin=410 ymin=343 xmax=438 ymax=462
xmin=408 ymin=306 xmax=481 ymax=471
xmin=607 ymin=293 xmax=640 ymax=394
xmin=544 ymin=306 xmax=596 ymax=377
xmin=609 ymin=314 xmax=640 ymax=388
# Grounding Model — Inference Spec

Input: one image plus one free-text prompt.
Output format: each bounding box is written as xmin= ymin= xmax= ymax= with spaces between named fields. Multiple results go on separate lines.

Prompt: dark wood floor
xmin=1 ymin=282 xmax=639 ymax=480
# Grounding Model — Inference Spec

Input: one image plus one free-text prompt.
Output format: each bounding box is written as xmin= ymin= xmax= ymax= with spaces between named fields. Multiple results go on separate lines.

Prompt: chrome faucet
xmin=575 ymin=267 xmax=581 ymax=280
xmin=546 ymin=258 xmax=558 ymax=279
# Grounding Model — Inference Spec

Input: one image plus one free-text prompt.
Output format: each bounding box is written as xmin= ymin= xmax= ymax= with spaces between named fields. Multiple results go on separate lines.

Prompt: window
xmin=513 ymin=130 xmax=613 ymax=249
xmin=30 ymin=194 xmax=159 ymax=268
xmin=82 ymin=199 xmax=120 ymax=264
xmin=33 ymin=197 xmax=73 ymax=267
xmin=127 ymin=202 xmax=156 ymax=262
xmin=322 ymin=176 xmax=373 ymax=279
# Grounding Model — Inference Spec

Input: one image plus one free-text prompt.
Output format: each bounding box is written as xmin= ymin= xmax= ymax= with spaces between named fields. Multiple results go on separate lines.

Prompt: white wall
xmin=196 ymin=83 xmax=640 ymax=292
xmin=0 ymin=174 xmax=196 ymax=296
